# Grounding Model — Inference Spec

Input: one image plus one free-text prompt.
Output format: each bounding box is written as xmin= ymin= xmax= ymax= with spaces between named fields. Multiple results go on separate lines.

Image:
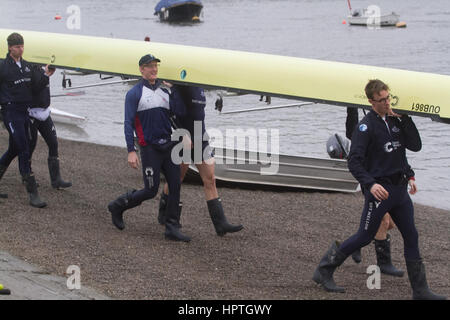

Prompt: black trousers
xmin=131 ymin=143 xmax=181 ymax=217
xmin=0 ymin=107 xmax=32 ymax=176
xmin=0 ymin=115 xmax=58 ymax=171
xmin=29 ymin=116 xmax=58 ymax=158
xmin=339 ymin=183 xmax=420 ymax=261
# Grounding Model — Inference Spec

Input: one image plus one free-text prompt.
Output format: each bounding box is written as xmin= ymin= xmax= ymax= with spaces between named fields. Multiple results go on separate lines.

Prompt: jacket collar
xmin=142 ymin=78 xmax=161 ymax=91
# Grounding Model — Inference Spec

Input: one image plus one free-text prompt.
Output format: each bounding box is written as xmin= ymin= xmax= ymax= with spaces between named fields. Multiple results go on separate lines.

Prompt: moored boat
xmin=154 ymin=0 xmax=203 ymax=23
xmin=347 ymin=9 xmax=400 ymax=27
xmin=187 ymin=147 xmax=359 ymax=193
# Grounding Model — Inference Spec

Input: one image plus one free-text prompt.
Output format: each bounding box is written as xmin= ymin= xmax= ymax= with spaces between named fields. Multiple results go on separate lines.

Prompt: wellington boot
xmin=207 ymin=198 xmax=243 ymax=236
xmin=374 ymin=234 xmax=404 ymax=277
xmin=406 ymin=259 xmax=447 ymax=300
xmin=312 ymin=241 xmax=347 ymax=293
xmin=23 ymin=174 xmax=47 ymax=208
xmin=158 ymin=192 xmax=168 ymax=225
xmin=107 ymin=190 xmax=141 ymax=230
xmin=164 ymin=219 xmax=191 ymax=242
xmin=351 ymin=248 xmax=362 ymax=264
xmin=48 ymin=157 xmax=72 ymax=189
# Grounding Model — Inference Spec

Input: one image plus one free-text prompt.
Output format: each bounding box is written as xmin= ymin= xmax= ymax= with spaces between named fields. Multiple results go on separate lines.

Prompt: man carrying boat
xmin=313 ymin=79 xmax=446 ymax=300
xmin=0 ymin=32 xmax=52 ymax=208
xmin=107 ymin=54 xmax=191 ymax=242
xmin=345 ymin=107 xmax=405 ymax=277
xmin=157 ymin=85 xmax=244 ymax=236
xmin=0 ymin=64 xmax=72 ymax=193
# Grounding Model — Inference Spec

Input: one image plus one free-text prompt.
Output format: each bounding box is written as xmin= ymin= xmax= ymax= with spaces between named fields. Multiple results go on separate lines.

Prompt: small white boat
xmin=186 ymin=147 xmax=359 ymax=193
xmin=50 ymin=107 xmax=86 ymax=126
xmin=347 ymin=9 xmax=400 ymax=27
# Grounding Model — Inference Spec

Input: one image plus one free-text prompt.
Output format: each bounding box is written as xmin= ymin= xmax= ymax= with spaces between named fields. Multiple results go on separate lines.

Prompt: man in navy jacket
xmin=107 ymin=54 xmax=190 ymax=242
xmin=0 ymin=32 xmax=53 ymax=208
xmin=0 ymin=64 xmax=71 ymax=191
xmin=312 ymin=79 xmax=446 ymax=300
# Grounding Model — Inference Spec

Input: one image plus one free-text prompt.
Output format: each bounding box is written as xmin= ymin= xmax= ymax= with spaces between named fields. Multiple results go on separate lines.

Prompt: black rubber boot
xmin=164 ymin=220 xmax=190 ymax=242
xmin=48 ymin=157 xmax=72 ymax=189
xmin=164 ymin=201 xmax=190 ymax=242
xmin=374 ymin=234 xmax=404 ymax=277
xmin=158 ymin=192 xmax=168 ymax=225
xmin=23 ymin=174 xmax=47 ymax=208
xmin=207 ymin=198 xmax=243 ymax=236
xmin=174 ymin=201 xmax=183 ymax=228
xmin=0 ymin=164 xmax=7 ymax=197
xmin=0 ymin=164 xmax=7 ymax=180
xmin=107 ymin=190 xmax=141 ymax=230
xmin=312 ymin=241 xmax=347 ymax=293
xmin=406 ymin=259 xmax=447 ymax=300
xmin=351 ymin=248 xmax=362 ymax=264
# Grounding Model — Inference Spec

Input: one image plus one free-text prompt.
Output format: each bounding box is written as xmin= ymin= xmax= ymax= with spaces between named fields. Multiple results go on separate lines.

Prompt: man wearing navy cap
xmin=107 ymin=53 xmax=191 ymax=242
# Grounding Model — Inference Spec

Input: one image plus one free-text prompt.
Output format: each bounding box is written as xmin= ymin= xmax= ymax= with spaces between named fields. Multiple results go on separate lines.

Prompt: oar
xmin=63 ymin=79 xmax=137 ymax=90
xmin=220 ymin=102 xmax=314 ymax=115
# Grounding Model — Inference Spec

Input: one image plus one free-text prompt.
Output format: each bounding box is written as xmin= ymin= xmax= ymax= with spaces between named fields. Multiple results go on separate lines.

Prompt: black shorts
xmin=180 ymin=140 xmax=214 ymax=164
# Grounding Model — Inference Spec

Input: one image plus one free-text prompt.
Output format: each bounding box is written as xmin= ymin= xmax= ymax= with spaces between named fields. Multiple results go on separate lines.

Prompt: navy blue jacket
xmin=31 ymin=65 xmax=50 ymax=109
xmin=175 ymin=85 xmax=206 ymax=138
xmin=0 ymin=54 xmax=48 ymax=110
xmin=347 ymin=110 xmax=421 ymax=191
xmin=124 ymin=79 xmax=186 ymax=152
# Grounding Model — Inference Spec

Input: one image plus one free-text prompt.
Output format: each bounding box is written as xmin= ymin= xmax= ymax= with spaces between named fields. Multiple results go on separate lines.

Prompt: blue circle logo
xmin=359 ymin=124 xmax=368 ymax=132
xmin=180 ymin=70 xmax=187 ymax=80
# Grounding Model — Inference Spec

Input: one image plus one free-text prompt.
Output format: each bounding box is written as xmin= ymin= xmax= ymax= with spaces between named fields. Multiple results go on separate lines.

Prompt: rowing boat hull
xmin=1 ymin=28 xmax=449 ymax=122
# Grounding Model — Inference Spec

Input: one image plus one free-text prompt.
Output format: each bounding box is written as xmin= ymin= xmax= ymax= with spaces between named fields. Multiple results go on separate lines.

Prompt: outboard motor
xmin=326 ymin=134 xmax=350 ymax=159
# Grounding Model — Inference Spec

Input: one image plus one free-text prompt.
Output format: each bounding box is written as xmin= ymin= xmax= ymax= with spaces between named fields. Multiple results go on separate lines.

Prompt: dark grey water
xmin=1 ymin=0 xmax=450 ymax=210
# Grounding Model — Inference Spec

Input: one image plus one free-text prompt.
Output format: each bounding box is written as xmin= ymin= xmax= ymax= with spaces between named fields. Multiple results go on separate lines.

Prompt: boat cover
xmin=154 ymin=0 xmax=203 ymax=14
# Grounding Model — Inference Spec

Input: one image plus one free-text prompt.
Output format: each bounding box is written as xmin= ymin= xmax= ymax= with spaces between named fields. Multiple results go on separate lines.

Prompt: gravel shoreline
xmin=0 ymin=129 xmax=449 ymax=300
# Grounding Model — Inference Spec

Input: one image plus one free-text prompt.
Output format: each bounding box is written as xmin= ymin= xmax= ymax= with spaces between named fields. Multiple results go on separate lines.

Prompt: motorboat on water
xmin=154 ymin=0 xmax=203 ymax=23
xmin=347 ymin=8 xmax=400 ymax=27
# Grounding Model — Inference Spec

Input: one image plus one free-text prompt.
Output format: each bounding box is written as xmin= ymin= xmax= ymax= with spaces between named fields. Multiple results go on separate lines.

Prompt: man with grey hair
xmin=107 ymin=54 xmax=190 ymax=242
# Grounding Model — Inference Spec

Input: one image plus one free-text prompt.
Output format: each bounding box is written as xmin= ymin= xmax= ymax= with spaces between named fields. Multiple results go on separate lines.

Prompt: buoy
xmin=396 ymin=21 xmax=407 ymax=28
xmin=342 ymin=20 xmax=347 ymax=24
xmin=54 ymin=15 xmax=62 ymax=20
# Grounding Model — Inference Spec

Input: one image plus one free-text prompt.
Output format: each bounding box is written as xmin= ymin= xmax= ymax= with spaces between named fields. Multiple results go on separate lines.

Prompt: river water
xmin=1 ymin=0 xmax=449 ymax=210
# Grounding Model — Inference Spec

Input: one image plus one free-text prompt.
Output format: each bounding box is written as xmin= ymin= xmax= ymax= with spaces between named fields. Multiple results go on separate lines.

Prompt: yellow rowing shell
xmin=1 ymin=28 xmax=449 ymax=122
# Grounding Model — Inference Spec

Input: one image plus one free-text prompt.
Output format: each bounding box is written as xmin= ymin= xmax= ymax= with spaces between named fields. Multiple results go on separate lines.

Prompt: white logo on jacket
xmin=137 ymin=86 xmax=170 ymax=112
xmin=384 ymin=141 xmax=401 ymax=152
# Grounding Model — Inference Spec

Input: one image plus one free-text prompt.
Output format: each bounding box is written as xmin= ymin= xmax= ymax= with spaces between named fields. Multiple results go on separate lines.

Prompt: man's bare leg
xmin=160 ymin=158 xmax=242 ymax=235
